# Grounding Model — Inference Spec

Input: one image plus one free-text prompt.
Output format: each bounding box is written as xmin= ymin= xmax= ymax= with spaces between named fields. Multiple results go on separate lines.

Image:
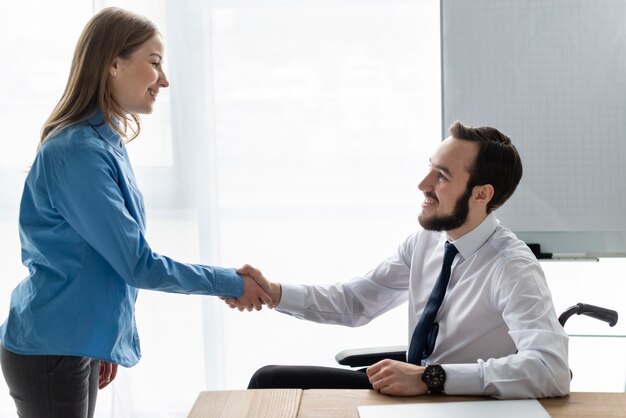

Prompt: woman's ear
xmin=108 ymin=59 xmax=119 ymax=77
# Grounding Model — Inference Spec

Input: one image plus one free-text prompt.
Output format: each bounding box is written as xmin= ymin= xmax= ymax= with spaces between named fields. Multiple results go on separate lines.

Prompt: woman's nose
xmin=159 ymin=70 xmax=169 ymax=88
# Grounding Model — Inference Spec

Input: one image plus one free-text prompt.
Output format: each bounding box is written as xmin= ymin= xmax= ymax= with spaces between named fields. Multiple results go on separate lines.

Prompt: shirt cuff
xmin=442 ymin=363 xmax=484 ymax=395
xmin=213 ymin=267 xmax=244 ymax=298
xmin=276 ymin=283 xmax=306 ymax=313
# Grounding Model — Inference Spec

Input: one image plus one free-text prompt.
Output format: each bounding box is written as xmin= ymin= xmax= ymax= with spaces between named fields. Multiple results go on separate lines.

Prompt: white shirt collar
xmin=447 ymin=212 xmax=499 ymax=260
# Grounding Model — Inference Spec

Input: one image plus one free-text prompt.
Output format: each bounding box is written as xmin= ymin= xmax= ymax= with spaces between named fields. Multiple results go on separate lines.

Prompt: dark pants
xmin=248 ymin=365 xmax=373 ymax=389
xmin=0 ymin=345 xmax=100 ymax=418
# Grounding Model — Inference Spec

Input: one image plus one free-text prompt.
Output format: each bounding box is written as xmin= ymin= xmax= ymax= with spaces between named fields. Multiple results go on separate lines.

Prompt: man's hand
xmin=228 ymin=273 xmax=274 ymax=311
xmin=222 ymin=265 xmax=282 ymax=311
xmin=237 ymin=264 xmax=282 ymax=306
xmin=366 ymin=359 xmax=428 ymax=396
xmin=99 ymin=361 xmax=118 ymax=389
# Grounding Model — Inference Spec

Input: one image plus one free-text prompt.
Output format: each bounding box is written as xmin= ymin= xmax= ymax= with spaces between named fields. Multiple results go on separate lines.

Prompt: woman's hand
xmin=222 ymin=264 xmax=281 ymax=311
xmin=99 ymin=361 xmax=118 ymax=389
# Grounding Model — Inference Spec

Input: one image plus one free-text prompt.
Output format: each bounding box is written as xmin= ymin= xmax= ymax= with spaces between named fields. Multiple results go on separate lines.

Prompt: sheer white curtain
xmin=207 ymin=0 xmax=442 ymax=390
xmin=0 ymin=1 xmax=95 ymax=416
xmin=1 ymin=2 xmax=625 ymax=417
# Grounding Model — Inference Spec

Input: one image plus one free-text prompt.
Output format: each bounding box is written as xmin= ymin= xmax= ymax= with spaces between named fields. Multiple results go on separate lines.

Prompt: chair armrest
xmin=558 ymin=303 xmax=619 ymax=327
xmin=335 ymin=345 xmax=408 ymax=367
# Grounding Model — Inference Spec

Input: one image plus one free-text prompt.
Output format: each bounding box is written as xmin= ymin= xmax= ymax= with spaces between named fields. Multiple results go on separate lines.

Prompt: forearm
xmin=277 ymin=280 xmax=407 ymax=327
xmin=443 ymin=346 xmax=570 ymax=399
xmin=129 ymin=252 xmax=244 ymax=297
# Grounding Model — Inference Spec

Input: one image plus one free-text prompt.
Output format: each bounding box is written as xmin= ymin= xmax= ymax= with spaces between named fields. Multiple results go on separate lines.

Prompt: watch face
xmin=424 ymin=365 xmax=446 ymax=390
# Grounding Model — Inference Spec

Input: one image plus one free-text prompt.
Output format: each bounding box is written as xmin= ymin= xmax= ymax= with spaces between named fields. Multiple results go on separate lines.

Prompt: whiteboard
xmin=441 ymin=0 xmax=626 ymax=256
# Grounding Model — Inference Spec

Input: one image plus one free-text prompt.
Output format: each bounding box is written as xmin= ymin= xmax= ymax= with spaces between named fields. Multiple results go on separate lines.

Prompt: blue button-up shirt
xmin=0 ymin=111 xmax=243 ymax=367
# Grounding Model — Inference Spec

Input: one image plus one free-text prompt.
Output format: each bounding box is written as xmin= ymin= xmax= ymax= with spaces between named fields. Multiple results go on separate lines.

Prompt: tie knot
xmin=444 ymin=241 xmax=458 ymax=254
xmin=443 ymin=241 xmax=459 ymax=263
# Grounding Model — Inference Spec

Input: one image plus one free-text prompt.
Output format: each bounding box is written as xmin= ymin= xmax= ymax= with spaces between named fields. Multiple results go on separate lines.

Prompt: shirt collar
xmin=85 ymin=110 xmax=124 ymax=149
xmin=446 ymin=212 xmax=499 ymax=260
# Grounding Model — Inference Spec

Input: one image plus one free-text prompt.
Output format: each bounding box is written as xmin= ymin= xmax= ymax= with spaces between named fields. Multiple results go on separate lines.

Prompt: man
xmin=230 ymin=121 xmax=570 ymax=399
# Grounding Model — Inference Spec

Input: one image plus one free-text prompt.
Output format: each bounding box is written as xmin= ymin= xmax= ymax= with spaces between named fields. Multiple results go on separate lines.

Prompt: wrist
xmin=270 ymin=282 xmax=282 ymax=306
xmin=422 ymin=364 xmax=446 ymax=394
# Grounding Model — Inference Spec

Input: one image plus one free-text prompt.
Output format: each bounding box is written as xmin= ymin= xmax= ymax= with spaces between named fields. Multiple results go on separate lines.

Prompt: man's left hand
xmin=366 ymin=359 xmax=428 ymax=396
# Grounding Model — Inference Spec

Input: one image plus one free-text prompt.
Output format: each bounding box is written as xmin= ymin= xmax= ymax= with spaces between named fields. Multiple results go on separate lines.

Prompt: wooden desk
xmin=298 ymin=390 xmax=626 ymax=418
xmin=188 ymin=389 xmax=626 ymax=418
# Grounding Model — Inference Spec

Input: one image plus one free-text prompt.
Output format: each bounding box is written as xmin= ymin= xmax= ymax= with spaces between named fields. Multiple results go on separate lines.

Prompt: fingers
xmin=237 ymin=264 xmax=260 ymax=278
xmin=366 ymin=359 xmax=389 ymax=391
xmin=99 ymin=361 xmax=114 ymax=389
xmin=367 ymin=360 xmax=427 ymax=397
xmin=366 ymin=359 xmax=385 ymax=378
xmin=110 ymin=363 xmax=118 ymax=382
xmin=238 ymin=265 xmax=271 ymax=293
xmin=256 ymin=283 xmax=274 ymax=307
xmin=222 ymin=297 xmax=250 ymax=311
xmin=221 ymin=273 xmax=275 ymax=312
xmin=250 ymin=293 xmax=263 ymax=311
xmin=369 ymin=374 xmax=395 ymax=393
xmin=243 ymin=275 xmax=271 ymax=309
xmin=377 ymin=383 xmax=403 ymax=396
xmin=223 ymin=298 xmax=262 ymax=311
xmin=367 ymin=360 xmax=405 ymax=394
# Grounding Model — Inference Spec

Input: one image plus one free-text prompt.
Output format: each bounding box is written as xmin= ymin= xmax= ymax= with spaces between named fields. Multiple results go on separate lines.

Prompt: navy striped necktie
xmin=407 ymin=241 xmax=459 ymax=365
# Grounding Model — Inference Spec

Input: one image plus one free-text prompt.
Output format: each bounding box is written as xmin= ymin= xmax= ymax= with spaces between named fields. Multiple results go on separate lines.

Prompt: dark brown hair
xmin=449 ymin=121 xmax=523 ymax=212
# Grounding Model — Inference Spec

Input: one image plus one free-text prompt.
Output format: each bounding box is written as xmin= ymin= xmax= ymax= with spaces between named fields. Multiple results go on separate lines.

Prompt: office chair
xmin=335 ymin=303 xmax=619 ymax=368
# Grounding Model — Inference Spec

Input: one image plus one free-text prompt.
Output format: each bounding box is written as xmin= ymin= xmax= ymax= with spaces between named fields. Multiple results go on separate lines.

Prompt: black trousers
xmin=248 ymin=365 xmax=373 ymax=389
xmin=0 ymin=345 xmax=100 ymax=418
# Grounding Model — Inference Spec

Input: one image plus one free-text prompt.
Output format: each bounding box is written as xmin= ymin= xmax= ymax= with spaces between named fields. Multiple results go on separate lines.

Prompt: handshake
xmin=222 ymin=264 xmax=282 ymax=312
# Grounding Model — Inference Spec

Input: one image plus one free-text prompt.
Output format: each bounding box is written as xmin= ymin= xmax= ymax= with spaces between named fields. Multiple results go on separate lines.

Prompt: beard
xmin=418 ymin=186 xmax=472 ymax=231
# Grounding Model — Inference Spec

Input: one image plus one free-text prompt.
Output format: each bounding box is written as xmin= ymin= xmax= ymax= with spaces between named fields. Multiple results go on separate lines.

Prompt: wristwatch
xmin=421 ymin=364 xmax=446 ymax=394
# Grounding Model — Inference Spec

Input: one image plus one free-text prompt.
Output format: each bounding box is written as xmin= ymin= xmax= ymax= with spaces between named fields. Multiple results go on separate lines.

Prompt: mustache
xmin=424 ymin=192 xmax=438 ymax=203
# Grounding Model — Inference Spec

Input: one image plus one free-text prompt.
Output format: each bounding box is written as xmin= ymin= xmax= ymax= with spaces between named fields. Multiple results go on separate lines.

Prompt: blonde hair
xmin=40 ymin=7 xmax=157 ymax=146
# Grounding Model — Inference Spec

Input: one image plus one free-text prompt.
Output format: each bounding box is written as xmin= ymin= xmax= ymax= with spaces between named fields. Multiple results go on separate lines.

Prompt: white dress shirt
xmin=277 ymin=213 xmax=570 ymax=399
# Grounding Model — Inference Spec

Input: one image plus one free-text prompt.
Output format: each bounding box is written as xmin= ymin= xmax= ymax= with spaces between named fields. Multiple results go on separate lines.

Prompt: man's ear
xmin=472 ymin=184 xmax=494 ymax=206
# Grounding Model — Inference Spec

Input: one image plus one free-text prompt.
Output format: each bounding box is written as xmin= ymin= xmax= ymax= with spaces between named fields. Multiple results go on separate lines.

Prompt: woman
xmin=0 ymin=7 xmax=270 ymax=417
